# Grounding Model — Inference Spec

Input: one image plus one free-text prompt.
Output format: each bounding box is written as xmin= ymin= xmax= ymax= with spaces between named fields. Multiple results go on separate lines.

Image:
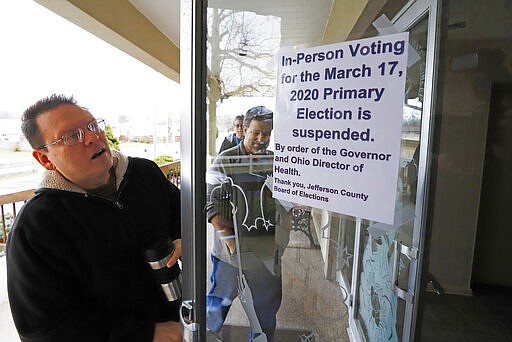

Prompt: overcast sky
xmin=0 ymin=0 xmax=279 ymax=139
xmin=0 ymin=0 xmax=181 ymax=125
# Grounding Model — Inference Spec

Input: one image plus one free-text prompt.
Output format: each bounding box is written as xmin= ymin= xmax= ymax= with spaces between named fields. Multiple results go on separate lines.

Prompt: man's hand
xmin=210 ymin=215 xmax=236 ymax=254
xmin=153 ymin=321 xmax=183 ymax=342
xmin=224 ymin=237 xmax=236 ymax=255
xmin=166 ymin=239 xmax=182 ymax=268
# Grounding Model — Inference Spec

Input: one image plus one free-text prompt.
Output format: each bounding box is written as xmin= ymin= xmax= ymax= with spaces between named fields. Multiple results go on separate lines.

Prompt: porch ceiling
xmin=127 ymin=0 xmax=180 ymax=47
xmin=34 ymin=0 xmax=374 ymax=81
xmin=128 ymin=0 xmax=338 ymax=47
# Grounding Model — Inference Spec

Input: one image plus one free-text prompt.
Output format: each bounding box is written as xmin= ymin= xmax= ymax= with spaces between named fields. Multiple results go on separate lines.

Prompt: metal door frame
xmin=347 ymin=0 xmax=441 ymax=341
xmin=394 ymin=0 xmax=441 ymax=340
xmin=180 ymin=0 xmax=208 ymax=341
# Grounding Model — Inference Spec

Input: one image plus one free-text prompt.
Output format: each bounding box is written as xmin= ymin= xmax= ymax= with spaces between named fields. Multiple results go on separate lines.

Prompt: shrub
xmin=153 ymin=155 xmax=174 ymax=166
xmin=0 ymin=212 xmax=14 ymax=241
xmin=105 ymin=124 xmax=120 ymax=151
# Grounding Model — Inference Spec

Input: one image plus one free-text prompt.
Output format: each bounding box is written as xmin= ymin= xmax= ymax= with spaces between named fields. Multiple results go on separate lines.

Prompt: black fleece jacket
xmin=6 ymin=151 xmax=181 ymax=342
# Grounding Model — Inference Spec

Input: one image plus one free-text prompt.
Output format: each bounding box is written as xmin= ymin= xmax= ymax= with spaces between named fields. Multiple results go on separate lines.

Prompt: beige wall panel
xmin=323 ymin=0 xmax=389 ymax=43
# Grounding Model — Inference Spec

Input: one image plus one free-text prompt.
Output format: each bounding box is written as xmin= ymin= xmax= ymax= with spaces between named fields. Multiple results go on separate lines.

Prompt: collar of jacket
xmin=37 ymin=149 xmax=129 ymax=194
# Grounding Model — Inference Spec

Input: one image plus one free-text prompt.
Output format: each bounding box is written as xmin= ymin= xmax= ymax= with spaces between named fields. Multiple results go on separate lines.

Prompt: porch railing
xmin=0 ymin=161 xmax=181 ymax=247
xmin=0 ymin=190 xmax=34 ymax=247
xmin=160 ymin=160 xmax=181 ymax=188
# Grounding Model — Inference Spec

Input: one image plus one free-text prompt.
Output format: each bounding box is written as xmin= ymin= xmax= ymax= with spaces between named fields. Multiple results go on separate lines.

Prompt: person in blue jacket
xmin=7 ymin=94 xmax=183 ymax=342
xmin=218 ymin=114 xmax=245 ymax=154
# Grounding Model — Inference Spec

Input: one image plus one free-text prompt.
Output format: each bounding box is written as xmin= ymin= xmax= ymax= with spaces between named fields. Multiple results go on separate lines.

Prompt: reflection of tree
xmin=207 ymin=8 xmax=279 ymax=155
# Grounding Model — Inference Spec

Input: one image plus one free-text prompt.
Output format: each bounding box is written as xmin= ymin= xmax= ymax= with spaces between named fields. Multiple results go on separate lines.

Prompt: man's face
xmin=234 ymin=118 xmax=244 ymax=139
xmin=243 ymin=119 xmax=272 ymax=154
xmin=33 ymin=104 xmax=113 ymax=190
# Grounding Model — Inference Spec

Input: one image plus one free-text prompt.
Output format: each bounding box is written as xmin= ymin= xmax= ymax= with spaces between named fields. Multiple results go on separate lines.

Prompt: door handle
xmin=180 ymin=300 xmax=199 ymax=342
xmin=392 ymin=240 xmax=418 ymax=303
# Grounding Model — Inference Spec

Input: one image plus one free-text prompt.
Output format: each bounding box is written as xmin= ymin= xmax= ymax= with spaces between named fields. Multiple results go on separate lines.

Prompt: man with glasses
xmin=6 ymin=94 xmax=183 ymax=341
xmin=218 ymin=114 xmax=245 ymax=154
xmin=206 ymin=106 xmax=290 ymax=342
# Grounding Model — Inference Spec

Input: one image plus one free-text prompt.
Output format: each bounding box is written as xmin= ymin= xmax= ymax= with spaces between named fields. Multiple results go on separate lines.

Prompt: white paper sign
xmin=273 ymin=32 xmax=409 ymax=224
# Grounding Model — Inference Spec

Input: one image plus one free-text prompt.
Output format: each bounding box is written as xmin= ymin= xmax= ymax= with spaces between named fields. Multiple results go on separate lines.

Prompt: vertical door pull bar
xmin=392 ymin=240 xmax=418 ymax=303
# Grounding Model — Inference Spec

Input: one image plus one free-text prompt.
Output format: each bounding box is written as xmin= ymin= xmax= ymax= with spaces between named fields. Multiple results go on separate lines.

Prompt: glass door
xmin=348 ymin=0 xmax=440 ymax=341
xmin=199 ymin=1 xmax=354 ymax=341
xmin=180 ymin=0 xmax=440 ymax=341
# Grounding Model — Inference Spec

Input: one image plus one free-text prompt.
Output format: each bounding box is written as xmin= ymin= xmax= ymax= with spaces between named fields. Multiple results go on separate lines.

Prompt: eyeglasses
xmin=38 ymin=119 xmax=106 ymax=149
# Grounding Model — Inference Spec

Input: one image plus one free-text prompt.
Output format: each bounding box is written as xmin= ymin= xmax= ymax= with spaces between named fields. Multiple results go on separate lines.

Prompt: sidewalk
xmin=0 ymin=256 xmax=20 ymax=341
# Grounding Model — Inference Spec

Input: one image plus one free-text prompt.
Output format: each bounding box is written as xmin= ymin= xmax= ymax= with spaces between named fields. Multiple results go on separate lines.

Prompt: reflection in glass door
xmin=182 ymin=0 xmax=441 ymax=341
xmin=203 ymin=1 xmax=348 ymax=341
xmin=349 ymin=1 xmax=438 ymax=341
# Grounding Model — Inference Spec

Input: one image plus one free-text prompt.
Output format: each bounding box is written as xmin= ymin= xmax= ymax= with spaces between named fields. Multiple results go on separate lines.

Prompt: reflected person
xmin=7 ymin=94 xmax=183 ymax=342
xmin=218 ymin=114 xmax=245 ymax=154
xmin=206 ymin=106 xmax=290 ymax=341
